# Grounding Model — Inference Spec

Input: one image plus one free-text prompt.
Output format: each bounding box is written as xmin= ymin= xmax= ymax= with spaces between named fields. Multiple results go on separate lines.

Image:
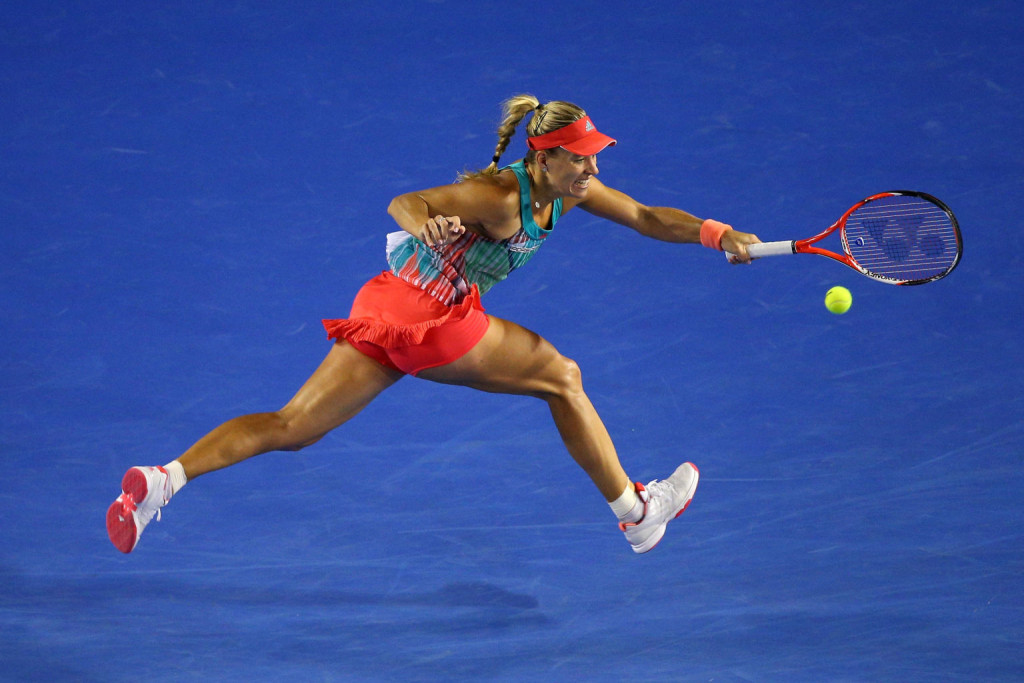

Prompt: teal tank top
xmin=385 ymin=161 xmax=562 ymax=305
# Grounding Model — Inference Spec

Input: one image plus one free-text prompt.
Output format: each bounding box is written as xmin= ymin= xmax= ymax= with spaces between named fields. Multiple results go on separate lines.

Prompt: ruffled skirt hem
xmin=322 ymin=274 xmax=484 ymax=350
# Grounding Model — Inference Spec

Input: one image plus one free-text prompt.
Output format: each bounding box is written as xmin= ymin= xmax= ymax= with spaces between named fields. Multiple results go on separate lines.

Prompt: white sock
xmin=163 ymin=460 xmax=188 ymax=496
xmin=609 ymin=483 xmax=644 ymax=523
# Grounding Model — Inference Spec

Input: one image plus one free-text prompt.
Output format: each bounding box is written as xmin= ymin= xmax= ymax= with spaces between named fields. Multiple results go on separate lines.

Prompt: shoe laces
xmin=126 ymin=469 xmax=169 ymax=523
xmin=119 ymin=490 xmax=162 ymax=523
xmin=641 ymin=477 xmax=677 ymax=516
xmin=644 ymin=477 xmax=672 ymax=499
xmin=623 ymin=476 xmax=681 ymax=529
xmin=145 ymin=467 xmax=170 ymax=522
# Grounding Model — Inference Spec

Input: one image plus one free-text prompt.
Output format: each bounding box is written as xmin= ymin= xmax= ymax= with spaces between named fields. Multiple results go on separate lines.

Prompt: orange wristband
xmin=700 ymin=219 xmax=732 ymax=251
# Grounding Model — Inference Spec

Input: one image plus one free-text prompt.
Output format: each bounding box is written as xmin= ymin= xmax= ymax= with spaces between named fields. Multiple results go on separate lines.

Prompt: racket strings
xmin=843 ymin=195 xmax=959 ymax=282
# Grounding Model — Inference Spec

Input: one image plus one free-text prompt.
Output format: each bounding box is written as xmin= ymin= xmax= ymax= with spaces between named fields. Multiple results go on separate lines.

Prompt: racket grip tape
xmin=745 ymin=241 xmax=796 ymax=258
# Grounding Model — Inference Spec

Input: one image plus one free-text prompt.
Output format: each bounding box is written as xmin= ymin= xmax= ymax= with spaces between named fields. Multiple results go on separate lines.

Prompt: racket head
xmin=837 ymin=191 xmax=962 ymax=285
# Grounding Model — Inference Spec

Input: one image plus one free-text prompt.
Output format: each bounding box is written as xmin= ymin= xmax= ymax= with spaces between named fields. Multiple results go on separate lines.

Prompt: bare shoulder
xmin=459 ymin=170 xmax=520 ymax=202
xmin=458 ymin=171 xmax=521 ymax=222
xmin=416 ymin=169 xmax=520 ymax=235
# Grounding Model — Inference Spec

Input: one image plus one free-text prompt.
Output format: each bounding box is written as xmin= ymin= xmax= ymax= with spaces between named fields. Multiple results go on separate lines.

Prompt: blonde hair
xmin=458 ymin=95 xmax=587 ymax=181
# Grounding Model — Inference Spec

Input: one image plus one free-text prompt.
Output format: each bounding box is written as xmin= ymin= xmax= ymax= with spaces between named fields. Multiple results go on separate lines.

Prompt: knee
xmin=279 ymin=435 xmax=323 ymax=452
xmin=267 ymin=410 xmax=324 ymax=452
xmin=540 ymin=354 xmax=585 ymax=401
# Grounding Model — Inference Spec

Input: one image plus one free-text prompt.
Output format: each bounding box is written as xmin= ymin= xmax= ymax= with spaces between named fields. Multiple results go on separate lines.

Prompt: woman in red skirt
xmin=107 ymin=94 xmax=760 ymax=555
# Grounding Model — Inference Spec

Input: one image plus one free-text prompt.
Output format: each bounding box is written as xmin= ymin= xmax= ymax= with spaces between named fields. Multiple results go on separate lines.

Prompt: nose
xmin=585 ymin=155 xmax=599 ymax=175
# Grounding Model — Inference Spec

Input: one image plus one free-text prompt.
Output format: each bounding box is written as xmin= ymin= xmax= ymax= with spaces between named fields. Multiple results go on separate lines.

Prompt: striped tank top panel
xmin=385 ymin=161 xmax=562 ymax=305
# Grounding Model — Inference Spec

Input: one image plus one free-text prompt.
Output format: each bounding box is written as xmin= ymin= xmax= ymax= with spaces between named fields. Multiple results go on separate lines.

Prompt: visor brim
xmin=561 ymin=133 xmax=617 ymax=156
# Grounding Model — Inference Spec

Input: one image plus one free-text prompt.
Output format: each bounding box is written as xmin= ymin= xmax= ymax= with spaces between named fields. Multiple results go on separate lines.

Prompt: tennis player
xmin=107 ymin=94 xmax=761 ymax=555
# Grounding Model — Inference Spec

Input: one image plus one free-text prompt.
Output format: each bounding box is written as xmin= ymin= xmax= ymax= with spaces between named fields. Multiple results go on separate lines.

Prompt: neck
xmin=525 ymin=160 xmax=553 ymax=209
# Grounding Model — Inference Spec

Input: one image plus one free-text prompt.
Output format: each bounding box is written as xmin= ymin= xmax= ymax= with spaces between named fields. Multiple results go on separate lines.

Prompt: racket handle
xmin=745 ymin=240 xmax=796 ymax=258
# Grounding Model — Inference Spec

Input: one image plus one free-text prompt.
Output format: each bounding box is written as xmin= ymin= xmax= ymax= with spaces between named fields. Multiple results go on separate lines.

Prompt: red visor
xmin=526 ymin=115 xmax=616 ymax=155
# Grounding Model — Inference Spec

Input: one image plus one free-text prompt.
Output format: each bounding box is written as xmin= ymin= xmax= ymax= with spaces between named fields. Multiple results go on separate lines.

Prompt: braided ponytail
xmin=458 ymin=94 xmax=586 ymax=181
xmin=488 ymin=95 xmax=542 ymax=170
xmin=458 ymin=94 xmax=539 ymax=181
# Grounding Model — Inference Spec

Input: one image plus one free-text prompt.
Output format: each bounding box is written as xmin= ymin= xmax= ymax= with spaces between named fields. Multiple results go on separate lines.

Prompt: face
xmin=541 ymin=148 xmax=599 ymax=199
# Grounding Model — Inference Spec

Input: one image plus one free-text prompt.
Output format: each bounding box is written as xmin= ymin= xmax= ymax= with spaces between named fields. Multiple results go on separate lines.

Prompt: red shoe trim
xmin=672 ymin=463 xmax=699 ymax=519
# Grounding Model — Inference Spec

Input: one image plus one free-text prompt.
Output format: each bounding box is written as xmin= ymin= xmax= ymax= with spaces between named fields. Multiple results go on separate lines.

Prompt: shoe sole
xmin=635 ymin=462 xmax=699 ymax=554
xmin=105 ymin=468 xmax=151 ymax=554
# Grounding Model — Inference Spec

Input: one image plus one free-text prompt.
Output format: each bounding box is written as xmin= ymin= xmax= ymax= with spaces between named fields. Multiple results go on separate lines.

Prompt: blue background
xmin=2 ymin=1 xmax=1022 ymax=680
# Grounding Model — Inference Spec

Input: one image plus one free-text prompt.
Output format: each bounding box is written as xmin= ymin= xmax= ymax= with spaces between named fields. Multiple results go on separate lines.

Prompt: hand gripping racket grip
xmin=725 ymin=240 xmax=795 ymax=261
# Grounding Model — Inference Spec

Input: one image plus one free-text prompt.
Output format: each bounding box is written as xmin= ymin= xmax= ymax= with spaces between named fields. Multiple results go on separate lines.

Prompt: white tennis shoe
xmin=106 ymin=466 xmax=173 ymax=553
xmin=619 ymin=462 xmax=699 ymax=553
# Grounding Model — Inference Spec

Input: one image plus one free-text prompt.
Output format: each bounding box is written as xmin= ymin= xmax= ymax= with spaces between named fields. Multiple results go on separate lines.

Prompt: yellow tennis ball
xmin=825 ymin=286 xmax=852 ymax=314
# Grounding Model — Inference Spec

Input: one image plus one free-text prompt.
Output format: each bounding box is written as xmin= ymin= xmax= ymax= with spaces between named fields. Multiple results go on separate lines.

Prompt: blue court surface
xmin=3 ymin=1 xmax=1022 ymax=681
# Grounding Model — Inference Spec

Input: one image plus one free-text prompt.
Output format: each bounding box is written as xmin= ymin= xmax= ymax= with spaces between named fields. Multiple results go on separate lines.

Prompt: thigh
xmin=416 ymin=315 xmax=572 ymax=397
xmin=279 ymin=340 xmax=405 ymax=437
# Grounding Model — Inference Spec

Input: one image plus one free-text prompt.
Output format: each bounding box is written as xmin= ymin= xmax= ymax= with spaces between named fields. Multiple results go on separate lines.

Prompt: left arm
xmin=576 ymin=177 xmax=761 ymax=260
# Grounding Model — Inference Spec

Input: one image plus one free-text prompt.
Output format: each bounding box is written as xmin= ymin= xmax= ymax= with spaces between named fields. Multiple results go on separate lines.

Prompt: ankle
xmin=609 ymin=482 xmax=644 ymax=524
xmin=163 ymin=460 xmax=188 ymax=496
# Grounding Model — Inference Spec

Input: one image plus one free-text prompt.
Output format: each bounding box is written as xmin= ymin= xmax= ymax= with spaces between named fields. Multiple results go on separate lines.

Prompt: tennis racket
xmin=735 ymin=191 xmax=962 ymax=285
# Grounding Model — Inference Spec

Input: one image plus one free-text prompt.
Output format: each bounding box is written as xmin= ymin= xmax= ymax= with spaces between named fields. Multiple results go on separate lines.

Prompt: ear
xmin=535 ymin=150 xmax=549 ymax=169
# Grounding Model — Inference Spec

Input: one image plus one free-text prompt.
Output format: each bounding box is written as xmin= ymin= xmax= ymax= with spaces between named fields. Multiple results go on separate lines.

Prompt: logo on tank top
xmin=506 ymin=231 xmax=543 ymax=254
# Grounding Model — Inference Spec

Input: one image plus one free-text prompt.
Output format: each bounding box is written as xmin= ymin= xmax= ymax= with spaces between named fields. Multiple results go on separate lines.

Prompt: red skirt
xmin=322 ymin=272 xmax=489 ymax=376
